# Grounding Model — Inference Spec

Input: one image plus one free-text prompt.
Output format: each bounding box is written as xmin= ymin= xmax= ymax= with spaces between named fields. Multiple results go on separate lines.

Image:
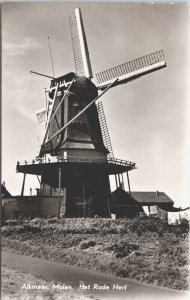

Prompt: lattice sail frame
xmin=96 ymin=50 xmax=166 ymax=90
xmin=96 ymin=101 xmax=114 ymax=159
xmin=69 ymin=8 xmax=93 ymax=78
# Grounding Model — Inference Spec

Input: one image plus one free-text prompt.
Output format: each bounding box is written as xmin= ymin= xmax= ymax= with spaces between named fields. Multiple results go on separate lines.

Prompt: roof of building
xmin=111 ymin=188 xmax=138 ymax=205
xmin=111 ymin=188 xmax=174 ymax=205
xmin=1 ymin=184 xmax=12 ymax=198
xmin=131 ymin=191 xmax=174 ymax=204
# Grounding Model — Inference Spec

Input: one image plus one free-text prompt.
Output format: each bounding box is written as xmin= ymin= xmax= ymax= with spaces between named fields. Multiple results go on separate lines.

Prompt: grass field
xmin=2 ymin=217 xmax=189 ymax=290
xmin=2 ymin=266 xmax=94 ymax=300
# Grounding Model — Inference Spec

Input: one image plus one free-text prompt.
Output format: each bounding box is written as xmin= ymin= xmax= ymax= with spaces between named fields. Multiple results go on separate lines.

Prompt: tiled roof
xmin=131 ymin=191 xmax=174 ymax=204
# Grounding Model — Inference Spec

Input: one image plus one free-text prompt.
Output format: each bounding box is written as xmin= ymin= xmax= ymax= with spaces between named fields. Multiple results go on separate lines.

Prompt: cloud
xmin=3 ymin=37 xmax=42 ymax=56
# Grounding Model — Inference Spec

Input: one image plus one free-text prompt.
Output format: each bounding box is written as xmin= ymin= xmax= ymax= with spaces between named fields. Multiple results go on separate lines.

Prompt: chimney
xmin=2 ymin=181 xmax=5 ymax=187
xmin=156 ymin=190 xmax=159 ymax=195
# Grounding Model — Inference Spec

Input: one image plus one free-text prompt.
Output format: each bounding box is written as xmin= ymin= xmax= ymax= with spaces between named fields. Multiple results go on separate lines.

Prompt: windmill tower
xmin=16 ymin=8 xmax=166 ymax=218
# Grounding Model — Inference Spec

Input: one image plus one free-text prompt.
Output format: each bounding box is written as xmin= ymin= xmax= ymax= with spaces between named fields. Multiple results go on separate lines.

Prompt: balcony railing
xmin=17 ymin=156 xmax=136 ymax=169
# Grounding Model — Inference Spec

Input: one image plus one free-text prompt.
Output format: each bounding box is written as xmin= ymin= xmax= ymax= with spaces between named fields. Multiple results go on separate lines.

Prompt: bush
xmin=80 ymin=240 xmax=96 ymax=249
xmin=106 ymin=242 xmax=139 ymax=258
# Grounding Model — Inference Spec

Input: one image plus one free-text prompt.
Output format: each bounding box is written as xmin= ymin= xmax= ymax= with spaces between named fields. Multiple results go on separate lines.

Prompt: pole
xmin=39 ymin=171 xmax=43 ymax=216
xmin=126 ymin=171 xmax=131 ymax=195
xmin=30 ymin=70 xmax=55 ymax=79
xmin=41 ymin=79 xmax=74 ymax=151
xmin=108 ymin=197 xmax=111 ymax=218
xmin=29 ymin=188 xmax=32 ymax=219
xmin=41 ymin=83 xmax=59 ymax=145
xmin=115 ymin=174 xmax=118 ymax=188
xmin=121 ymin=173 xmax=124 ymax=190
xmin=44 ymin=78 xmax=118 ymax=146
xmin=48 ymin=37 xmax=55 ymax=78
xmin=58 ymin=167 xmax=62 ymax=218
xmin=45 ymin=88 xmax=49 ymax=126
xmin=40 ymin=170 xmax=43 ymax=196
xmin=118 ymin=174 xmax=121 ymax=187
xmin=37 ymin=175 xmax=41 ymax=184
xmin=106 ymin=175 xmax=111 ymax=218
xmin=49 ymin=79 xmax=75 ymax=125
xmin=82 ymin=182 xmax=86 ymax=218
xmin=21 ymin=173 xmax=26 ymax=196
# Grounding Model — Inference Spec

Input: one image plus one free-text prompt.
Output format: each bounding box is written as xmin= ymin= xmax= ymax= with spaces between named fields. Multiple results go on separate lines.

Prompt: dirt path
xmin=2 ymin=251 xmax=188 ymax=300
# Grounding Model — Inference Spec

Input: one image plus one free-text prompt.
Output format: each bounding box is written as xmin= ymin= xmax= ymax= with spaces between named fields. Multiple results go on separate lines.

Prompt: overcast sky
xmin=2 ymin=2 xmax=190 ymax=208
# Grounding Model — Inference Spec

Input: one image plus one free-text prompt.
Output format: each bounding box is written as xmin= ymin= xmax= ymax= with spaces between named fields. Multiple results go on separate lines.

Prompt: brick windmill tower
xmin=16 ymin=8 xmax=166 ymax=218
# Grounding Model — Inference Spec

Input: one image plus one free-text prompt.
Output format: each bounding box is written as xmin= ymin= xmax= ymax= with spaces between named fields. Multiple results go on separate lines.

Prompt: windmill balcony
xmin=16 ymin=156 xmax=136 ymax=176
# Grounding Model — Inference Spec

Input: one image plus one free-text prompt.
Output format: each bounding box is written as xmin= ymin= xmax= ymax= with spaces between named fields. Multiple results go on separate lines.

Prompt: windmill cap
xmin=49 ymin=72 xmax=97 ymax=101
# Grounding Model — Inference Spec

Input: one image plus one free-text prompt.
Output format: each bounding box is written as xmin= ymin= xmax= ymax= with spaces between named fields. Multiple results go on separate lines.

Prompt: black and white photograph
xmin=1 ymin=1 xmax=190 ymax=299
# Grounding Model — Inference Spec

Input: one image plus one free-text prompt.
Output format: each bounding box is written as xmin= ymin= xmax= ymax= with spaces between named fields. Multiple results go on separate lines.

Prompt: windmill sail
xmin=69 ymin=8 xmax=93 ymax=78
xmin=96 ymin=101 xmax=114 ymax=159
xmin=96 ymin=50 xmax=166 ymax=90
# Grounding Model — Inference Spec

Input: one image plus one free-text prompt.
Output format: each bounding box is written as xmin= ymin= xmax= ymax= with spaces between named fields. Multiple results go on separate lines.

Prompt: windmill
xmin=16 ymin=8 xmax=166 ymax=218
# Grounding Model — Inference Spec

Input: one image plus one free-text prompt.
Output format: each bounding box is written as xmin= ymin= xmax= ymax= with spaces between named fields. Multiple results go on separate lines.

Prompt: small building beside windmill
xmin=2 ymin=182 xmax=179 ymax=221
xmin=1 ymin=182 xmax=12 ymax=199
xmin=1 ymin=182 xmax=16 ymax=220
xmin=110 ymin=188 xmax=174 ymax=218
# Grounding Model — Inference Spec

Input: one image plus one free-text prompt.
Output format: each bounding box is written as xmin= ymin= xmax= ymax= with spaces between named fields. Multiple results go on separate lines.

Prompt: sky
xmin=2 ymin=2 xmax=190 ymax=208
